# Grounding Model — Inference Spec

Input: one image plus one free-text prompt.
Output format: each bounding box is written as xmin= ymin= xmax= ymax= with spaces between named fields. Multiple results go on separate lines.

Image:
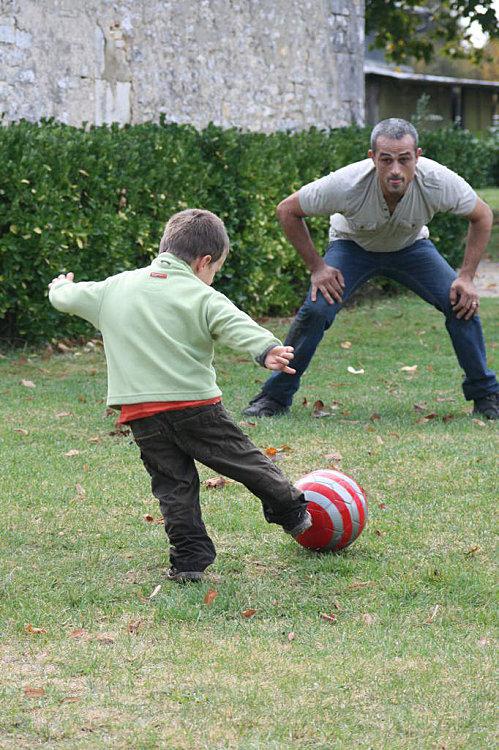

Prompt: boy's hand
xmin=264 ymin=345 xmax=296 ymax=374
xmin=49 ymin=272 xmax=74 ymax=289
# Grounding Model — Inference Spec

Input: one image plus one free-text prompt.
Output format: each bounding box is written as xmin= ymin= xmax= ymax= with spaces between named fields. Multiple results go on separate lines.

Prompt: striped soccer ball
xmin=294 ymin=469 xmax=368 ymax=552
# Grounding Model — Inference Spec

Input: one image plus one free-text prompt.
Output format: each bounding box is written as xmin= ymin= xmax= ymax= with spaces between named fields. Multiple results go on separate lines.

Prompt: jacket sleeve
xmin=206 ymin=292 xmax=281 ymax=364
xmin=48 ymin=279 xmax=107 ymax=329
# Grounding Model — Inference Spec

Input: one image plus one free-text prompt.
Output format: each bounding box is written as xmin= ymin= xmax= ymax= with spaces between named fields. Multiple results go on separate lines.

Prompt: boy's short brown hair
xmin=159 ymin=209 xmax=230 ymax=262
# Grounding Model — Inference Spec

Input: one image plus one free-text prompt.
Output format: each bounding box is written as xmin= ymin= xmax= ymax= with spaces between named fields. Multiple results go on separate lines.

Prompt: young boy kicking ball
xmin=49 ymin=209 xmax=311 ymax=582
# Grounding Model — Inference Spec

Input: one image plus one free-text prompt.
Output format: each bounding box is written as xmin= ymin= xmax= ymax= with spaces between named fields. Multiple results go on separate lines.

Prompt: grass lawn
xmin=478 ymin=187 xmax=499 ymax=261
xmin=0 ymin=296 xmax=497 ymax=749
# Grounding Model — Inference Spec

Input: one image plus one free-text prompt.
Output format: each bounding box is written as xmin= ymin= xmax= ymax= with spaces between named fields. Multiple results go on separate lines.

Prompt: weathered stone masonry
xmin=0 ymin=0 xmax=364 ymax=131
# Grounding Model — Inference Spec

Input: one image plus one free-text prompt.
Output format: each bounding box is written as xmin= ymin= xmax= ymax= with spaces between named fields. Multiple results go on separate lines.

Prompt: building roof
xmin=364 ymin=62 xmax=499 ymax=90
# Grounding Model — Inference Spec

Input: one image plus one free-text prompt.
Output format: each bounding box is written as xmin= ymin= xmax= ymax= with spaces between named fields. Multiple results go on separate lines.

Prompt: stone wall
xmin=0 ymin=0 xmax=365 ymax=131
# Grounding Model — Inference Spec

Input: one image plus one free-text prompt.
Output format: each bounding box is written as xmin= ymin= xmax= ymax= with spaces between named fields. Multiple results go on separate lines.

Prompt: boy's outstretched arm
xmin=48 ymin=272 xmax=106 ymax=329
xmin=264 ymin=345 xmax=296 ymax=374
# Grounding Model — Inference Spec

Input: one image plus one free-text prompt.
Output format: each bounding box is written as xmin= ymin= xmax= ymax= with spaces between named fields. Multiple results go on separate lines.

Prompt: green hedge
xmin=0 ymin=119 xmax=496 ymax=344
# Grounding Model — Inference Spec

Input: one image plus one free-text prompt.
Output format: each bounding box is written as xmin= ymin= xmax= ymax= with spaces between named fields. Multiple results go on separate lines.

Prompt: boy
xmin=49 ymin=209 xmax=311 ymax=582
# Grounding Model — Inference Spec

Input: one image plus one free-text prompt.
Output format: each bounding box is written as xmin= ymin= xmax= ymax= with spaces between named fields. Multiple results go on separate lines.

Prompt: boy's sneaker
xmin=243 ymin=394 xmax=289 ymax=417
xmin=472 ymin=393 xmax=499 ymax=420
xmin=166 ymin=568 xmax=204 ymax=583
xmin=284 ymin=510 xmax=313 ymax=538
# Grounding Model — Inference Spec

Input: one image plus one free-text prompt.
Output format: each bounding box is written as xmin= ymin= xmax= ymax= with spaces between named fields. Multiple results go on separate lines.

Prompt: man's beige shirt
xmin=298 ymin=156 xmax=477 ymax=252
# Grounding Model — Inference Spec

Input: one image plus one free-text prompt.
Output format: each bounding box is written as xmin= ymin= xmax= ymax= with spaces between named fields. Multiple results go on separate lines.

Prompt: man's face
xmin=368 ymin=135 xmax=422 ymax=200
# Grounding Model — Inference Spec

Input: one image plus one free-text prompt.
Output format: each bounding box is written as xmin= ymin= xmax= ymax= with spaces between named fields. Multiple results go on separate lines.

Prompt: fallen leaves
xmin=241 ymin=609 xmax=257 ymax=619
xmin=69 ymin=628 xmax=88 ymax=639
xmin=400 ymin=365 xmax=418 ymax=372
xmin=24 ymin=686 xmax=46 ymax=699
xmin=204 ymin=476 xmax=234 ymax=489
xmin=325 ymin=450 xmax=342 ymax=464
xmin=472 ymin=418 xmax=487 ymax=427
xmin=312 ymin=399 xmax=331 ymax=418
xmin=204 ymin=589 xmax=219 ymax=606
xmin=424 ymin=604 xmax=440 ymax=625
xmin=64 ymin=449 xmax=80 ymax=457
xmin=320 ymin=612 xmax=337 ymax=623
xmin=347 ymin=366 xmax=364 ymax=375
xmin=127 ymin=619 xmax=142 ymax=635
xmin=21 ymin=379 xmax=36 ymax=388
xmin=149 ymin=584 xmax=161 ymax=599
xmin=24 ymin=624 xmax=48 ymax=635
xmin=14 ymin=428 xmax=29 ymax=436
xmin=340 ymin=341 xmax=352 ymax=349
xmin=143 ymin=514 xmax=163 ymax=524
xmin=55 ymin=411 xmax=72 ymax=418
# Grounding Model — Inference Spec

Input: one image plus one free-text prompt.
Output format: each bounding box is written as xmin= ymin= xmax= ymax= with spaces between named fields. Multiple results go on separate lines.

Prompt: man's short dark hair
xmin=159 ymin=209 xmax=230 ymax=262
xmin=370 ymin=118 xmax=419 ymax=152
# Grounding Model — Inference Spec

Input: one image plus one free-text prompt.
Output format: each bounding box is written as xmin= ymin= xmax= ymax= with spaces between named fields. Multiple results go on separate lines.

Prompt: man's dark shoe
xmin=284 ymin=510 xmax=313 ymax=538
xmin=166 ymin=568 xmax=204 ymax=583
xmin=472 ymin=393 xmax=499 ymax=420
xmin=243 ymin=394 xmax=289 ymax=418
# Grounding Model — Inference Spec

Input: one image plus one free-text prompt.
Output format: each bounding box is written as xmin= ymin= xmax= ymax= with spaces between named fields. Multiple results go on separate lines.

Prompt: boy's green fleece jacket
xmin=49 ymin=252 xmax=281 ymax=406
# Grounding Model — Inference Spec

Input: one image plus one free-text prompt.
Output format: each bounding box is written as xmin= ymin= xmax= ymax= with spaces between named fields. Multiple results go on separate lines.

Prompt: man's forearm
xmin=277 ymin=210 xmax=324 ymax=272
xmin=459 ymin=207 xmax=493 ymax=279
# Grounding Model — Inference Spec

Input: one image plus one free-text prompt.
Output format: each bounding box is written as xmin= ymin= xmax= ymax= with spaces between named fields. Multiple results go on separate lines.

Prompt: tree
xmin=366 ymin=0 xmax=499 ymax=65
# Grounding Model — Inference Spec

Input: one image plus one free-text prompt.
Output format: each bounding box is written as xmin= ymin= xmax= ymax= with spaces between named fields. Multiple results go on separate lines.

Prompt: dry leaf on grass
xmin=241 ymin=609 xmax=257 ymax=619
xmin=347 ymin=581 xmax=371 ymax=590
xmin=24 ymin=686 xmax=46 ymax=698
xmin=75 ymin=484 xmax=86 ymax=498
xmin=320 ymin=613 xmax=337 ymax=623
xmin=64 ymin=449 xmax=80 ymax=457
xmin=312 ymin=399 xmax=331 ymax=418
xmin=340 ymin=341 xmax=352 ymax=349
xmin=96 ymin=633 xmax=115 ymax=644
xmin=143 ymin=514 xmax=154 ymax=523
xmin=424 ymin=604 xmax=440 ymax=625
xmin=127 ymin=619 xmax=142 ymax=634
xmin=204 ymin=476 xmax=233 ymax=488
xmin=14 ymin=428 xmax=29 ymax=435
xmin=24 ymin=624 xmax=47 ymax=635
xmin=88 ymin=436 xmax=101 ymax=444
xmin=375 ymin=435 xmax=384 ymax=445
xmin=287 ymin=632 xmax=295 ymax=641
xmin=464 ymin=545 xmax=482 ymax=556
xmin=370 ymin=413 xmax=381 ymax=422
xmin=239 ymin=421 xmax=256 ymax=428
xmin=413 ymin=402 xmax=427 ymax=413
xmin=347 ymin=366 xmax=364 ymax=375
xmin=61 ymin=696 xmax=80 ymax=703
xmin=21 ymin=379 xmax=36 ymax=388
xmin=69 ymin=628 xmax=88 ymax=639
xmin=149 ymin=584 xmax=161 ymax=599
xmin=400 ymin=365 xmax=418 ymax=372
xmin=325 ymin=451 xmax=342 ymax=465
xmin=204 ymin=589 xmax=219 ymax=606
xmin=55 ymin=411 xmax=72 ymax=418
xmin=472 ymin=418 xmax=487 ymax=427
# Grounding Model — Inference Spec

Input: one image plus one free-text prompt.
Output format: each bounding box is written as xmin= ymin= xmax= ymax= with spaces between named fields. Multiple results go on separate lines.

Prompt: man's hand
xmin=450 ymin=277 xmax=480 ymax=320
xmin=264 ymin=345 xmax=296 ymax=374
xmin=49 ymin=272 xmax=74 ymax=289
xmin=311 ymin=263 xmax=345 ymax=304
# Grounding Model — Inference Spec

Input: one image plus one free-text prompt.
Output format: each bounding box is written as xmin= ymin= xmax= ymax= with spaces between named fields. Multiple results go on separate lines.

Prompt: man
xmin=244 ymin=118 xmax=498 ymax=420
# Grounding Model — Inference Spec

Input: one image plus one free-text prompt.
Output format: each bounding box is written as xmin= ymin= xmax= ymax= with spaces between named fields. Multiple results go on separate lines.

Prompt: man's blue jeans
xmin=261 ymin=239 xmax=498 ymax=405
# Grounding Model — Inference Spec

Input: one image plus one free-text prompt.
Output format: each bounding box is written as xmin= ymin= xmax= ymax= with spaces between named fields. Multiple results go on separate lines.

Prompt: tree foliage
xmin=366 ymin=0 xmax=499 ymax=65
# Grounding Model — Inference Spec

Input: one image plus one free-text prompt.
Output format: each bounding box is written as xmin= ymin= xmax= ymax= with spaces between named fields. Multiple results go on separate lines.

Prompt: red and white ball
xmin=294 ymin=469 xmax=367 ymax=552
